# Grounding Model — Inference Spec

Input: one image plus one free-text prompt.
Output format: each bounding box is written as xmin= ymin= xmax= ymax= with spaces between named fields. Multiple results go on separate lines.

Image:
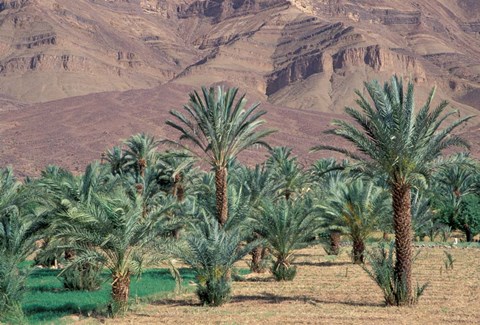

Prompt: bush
xmin=0 ymin=259 xmax=29 ymax=324
xmin=362 ymin=242 xmax=428 ymax=306
xmin=196 ymin=273 xmax=232 ymax=306
xmin=272 ymin=263 xmax=297 ymax=281
xmin=59 ymin=262 xmax=103 ymax=291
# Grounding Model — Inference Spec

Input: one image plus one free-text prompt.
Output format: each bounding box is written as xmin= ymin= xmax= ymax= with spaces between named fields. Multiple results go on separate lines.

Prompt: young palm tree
xmin=253 ymin=197 xmax=320 ymax=281
xmin=312 ymin=76 xmax=473 ymax=305
xmin=433 ymin=160 xmax=480 ymax=241
xmin=35 ymin=162 xmax=119 ymax=289
xmin=320 ymin=179 xmax=391 ymax=263
xmin=234 ymin=164 xmax=281 ymax=272
xmin=55 ymin=187 xmax=176 ymax=314
xmin=165 ymin=86 xmax=275 ymax=225
xmin=157 ymin=151 xmax=196 ymax=202
xmin=267 ymin=147 xmax=307 ymax=200
xmin=175 ymin=213 xmax=257 ymax=306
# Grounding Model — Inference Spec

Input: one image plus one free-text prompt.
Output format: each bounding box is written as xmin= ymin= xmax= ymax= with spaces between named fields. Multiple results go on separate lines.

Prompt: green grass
xmin=23 ymin=268 xmax=196 ymax=324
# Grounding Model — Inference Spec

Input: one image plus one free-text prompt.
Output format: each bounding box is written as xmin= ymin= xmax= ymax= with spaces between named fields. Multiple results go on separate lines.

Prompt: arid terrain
xmin=0 ymin=0 xmax=479 ymax=175
xmin=71 ymin=245 xmax=479 ymax=325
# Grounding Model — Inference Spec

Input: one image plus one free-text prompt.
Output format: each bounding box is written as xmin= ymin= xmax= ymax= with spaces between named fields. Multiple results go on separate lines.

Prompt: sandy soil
xmin=76 ymin=245 xmax=480 ymax=324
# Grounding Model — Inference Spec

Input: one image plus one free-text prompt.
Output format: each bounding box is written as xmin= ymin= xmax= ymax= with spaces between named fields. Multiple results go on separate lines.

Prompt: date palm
xmin=123 ymin=133 xmax=161 ymax=180
xmin=320 ymin=179 xmax=391 ymax=263
xmin=253 ymin=197 xmax=320 ymax=281
xmin=267 ymin=147 xmax=307 ymax=200
xmin=433 ymin=159 xmax=479 ymax=241
xmin=0 ymin=168 xmax=47 ymax=322
xmin=313 ymin=76 xmax=473 ymax=305
xmin=166 ymin=86 xmax=274 ymax=225
xmin=55 ymin=186 xmax=176 ymax=314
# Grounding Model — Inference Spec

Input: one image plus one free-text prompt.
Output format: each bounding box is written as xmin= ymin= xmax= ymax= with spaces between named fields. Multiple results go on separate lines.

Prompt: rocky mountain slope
xmin=0 ymin=0 xmax=478 ymax=175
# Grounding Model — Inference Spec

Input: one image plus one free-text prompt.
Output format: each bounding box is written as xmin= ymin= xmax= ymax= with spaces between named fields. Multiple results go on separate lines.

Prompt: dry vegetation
xmin=75 ymin=245 xmax=480 ymax=324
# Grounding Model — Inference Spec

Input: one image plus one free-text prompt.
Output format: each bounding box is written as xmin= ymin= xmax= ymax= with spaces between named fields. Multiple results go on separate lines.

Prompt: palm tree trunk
xmin=352 ymin=236 xmax=365 ymax=264
xmin=172 ymin=174 xmax=185 ymax=202
xmin=251 ymin=245 xmax=263 ymax=273
xmin=464 ymin=224 xmax=473 ymax=242
xmin=112 ymin=272 xmax=131 ymax=314
xmin=392 ymin=182 xmax=414 ymax=305
xmin=215 ymin=167 xmax=228 ymax=226
xmin=250 ymin=233 xmax=268 ymax=273
xmin=172 ymin=174 xmax=184 ymax=239
xmin=329 ymin=231 xmax=341 ymax=255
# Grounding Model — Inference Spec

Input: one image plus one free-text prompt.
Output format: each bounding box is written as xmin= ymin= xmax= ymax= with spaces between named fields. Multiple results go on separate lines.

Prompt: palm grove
xmin=1 ymin=76 xmax=478 ymax=321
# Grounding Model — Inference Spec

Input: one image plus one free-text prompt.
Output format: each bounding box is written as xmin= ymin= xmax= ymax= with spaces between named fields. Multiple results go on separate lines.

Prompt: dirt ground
xmin=80 ymin=245 xmax=479 ymax=324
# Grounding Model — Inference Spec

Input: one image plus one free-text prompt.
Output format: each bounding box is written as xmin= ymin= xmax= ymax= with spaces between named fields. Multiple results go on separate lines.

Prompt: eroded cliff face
xmin=0 ymin=0 xmax=478 ymax=109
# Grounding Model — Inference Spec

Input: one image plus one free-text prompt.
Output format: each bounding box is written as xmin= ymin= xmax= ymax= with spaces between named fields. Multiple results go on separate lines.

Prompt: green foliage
xmin=443 ymin=251 xmax=455 ymax=270
xmin=267 ymin=147 xmax=307 ymax=200
xmin=0 ymin=168 xmax=47 ymax=322
xmin=22 ymin=268 xmax=196 ymax=323
xmin=272 ymin=264 xmax=297 ymax=281
xmin=52 ymin=184 xmax=177 ymax=315
xmin=59 ymin=262 xmax=103 ymax=291
xmin=432 ymin=160 xmax=480 ymax=241
xmin=362 ymin=242 xmax=428 ymax=306
xmin=253 ymin=197 xmax=320 ymax=281
xmin=313 ymin=76 xmax=473 ymax=185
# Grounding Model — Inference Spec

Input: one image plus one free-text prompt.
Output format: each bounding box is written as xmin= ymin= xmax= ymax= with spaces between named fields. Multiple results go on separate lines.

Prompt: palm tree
xmin=105 ymin=146 xmax=126 ymax=175
xmin=253 ymin=197 xmax=320 ymax=281
xmin=165 ymin=86 xmax=275 ymax=225
xmin=234 ymin=164 xmax=281 ymax=272
xmin=312 ymin=76 xmax=473 ymax=305
xmin=320 ymin=179 xmax=391 ymax=263
xmin=123 ymin=133 xmax=161 ymax=181
xmin=433 ymin=160 xmax=480 ymax=241
xmin=157 ymin=151 xmax=196 ymax=202
xmin=175 ymin=213 xmax=257 ymax=306
xmin=0 ymin=168 xmax=47 ymax=322
xmin=55 ymin=186 xmax=176 ymax=314
xmin=267 ymin=147 xmax=307 ymax=200
xmin=35 ymin=162 xmax=119 ymax=289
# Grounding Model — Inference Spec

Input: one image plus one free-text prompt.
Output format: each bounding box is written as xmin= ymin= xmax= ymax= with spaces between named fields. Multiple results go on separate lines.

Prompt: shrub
xmin=59 ymin=262 xmax=103 ymax=291
xmin=362 ymin=242 xmax=428 ymax=306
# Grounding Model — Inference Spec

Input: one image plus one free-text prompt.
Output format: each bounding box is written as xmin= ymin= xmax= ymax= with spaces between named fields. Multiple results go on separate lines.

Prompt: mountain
xmin=0 ymin=0 xmax=478 ymax=175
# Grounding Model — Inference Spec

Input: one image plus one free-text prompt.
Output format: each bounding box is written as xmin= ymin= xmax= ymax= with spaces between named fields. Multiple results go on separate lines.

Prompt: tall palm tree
xmin=165 ymin=86 xmax=275 ymax=225
xmin=312 ymin=76 xmax=473 ymax=305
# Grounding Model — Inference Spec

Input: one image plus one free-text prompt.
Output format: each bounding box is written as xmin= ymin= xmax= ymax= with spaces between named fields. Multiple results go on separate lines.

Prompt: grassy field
xmin=22 ymin=268 xmax=196 ymax=324
xmin=20 ymin=244 xmax=480 ymax=324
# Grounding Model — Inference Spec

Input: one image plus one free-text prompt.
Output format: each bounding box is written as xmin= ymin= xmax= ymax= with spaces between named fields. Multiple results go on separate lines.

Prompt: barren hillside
xmin=0 ymin=0 xmax=478 ymax=175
